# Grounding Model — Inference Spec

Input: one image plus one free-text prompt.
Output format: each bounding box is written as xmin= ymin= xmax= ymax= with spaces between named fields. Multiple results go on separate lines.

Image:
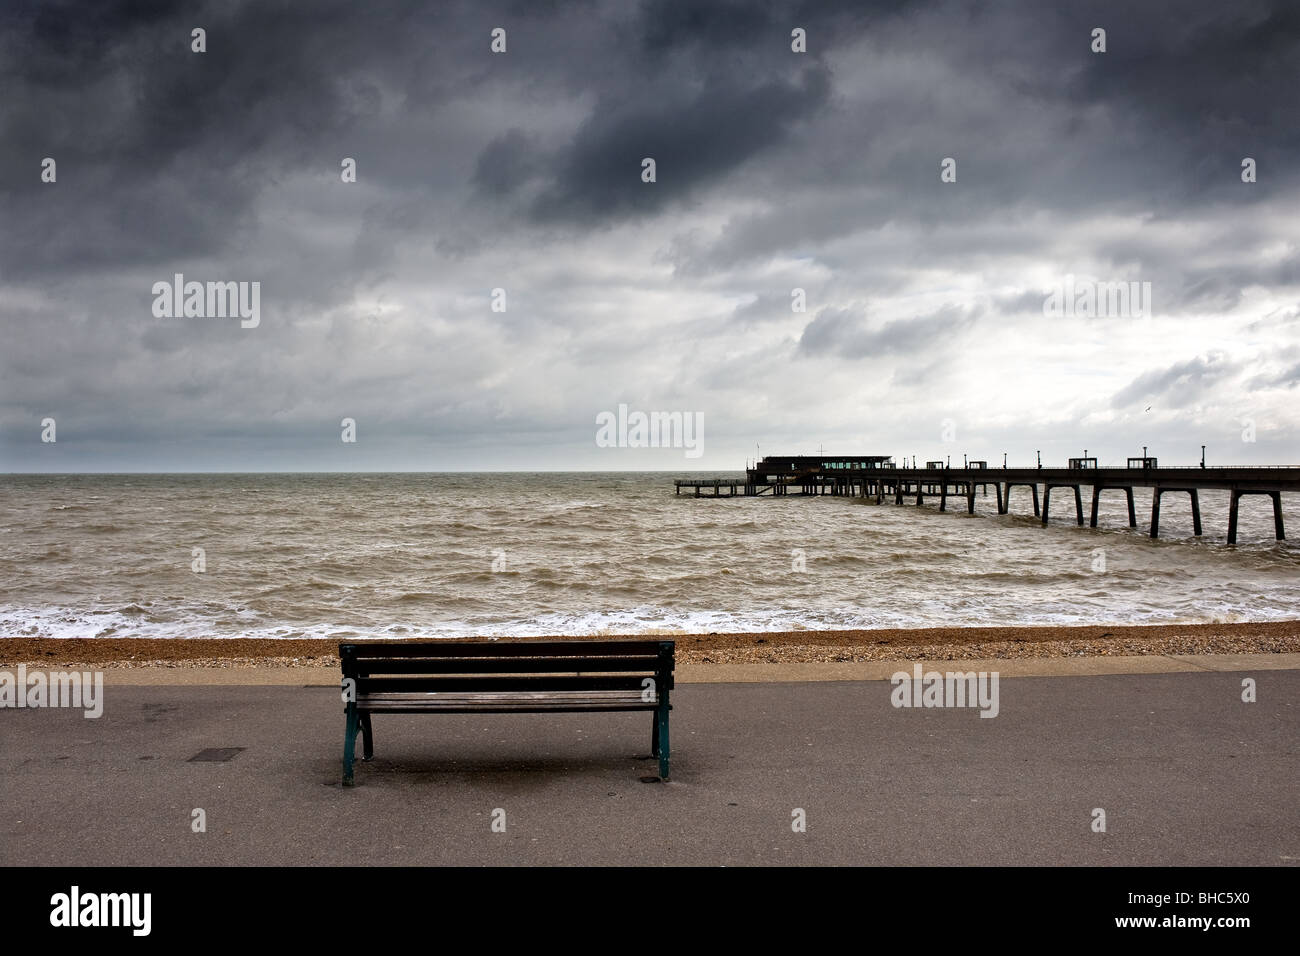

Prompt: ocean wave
xmin=3 ymin=474 xmax=1298 ymax=639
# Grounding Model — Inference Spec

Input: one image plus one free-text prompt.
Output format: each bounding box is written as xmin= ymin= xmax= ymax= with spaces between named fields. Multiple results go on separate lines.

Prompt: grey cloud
xmin=799 ymin=305 xmax=978 ymax=360
xmin=1247 ymin=362 xmax=1300 ymax=390
xmin=731 ymin=291 xmax=803 ymax=324
xmin=1111 ymin=354 xmax=1242 ymax=409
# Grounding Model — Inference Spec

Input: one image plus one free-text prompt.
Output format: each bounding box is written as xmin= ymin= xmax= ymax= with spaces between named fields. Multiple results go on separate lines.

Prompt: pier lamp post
xmin=1036 ymin=450 xmax=1041 ymax=470
xmin=1201 ymin=445 xmax=1206 ymax=469
xmin=1003 ymin=453 xmax=1007 ymax=468
xmin=964 ymin=454 xmax=968 ymax=468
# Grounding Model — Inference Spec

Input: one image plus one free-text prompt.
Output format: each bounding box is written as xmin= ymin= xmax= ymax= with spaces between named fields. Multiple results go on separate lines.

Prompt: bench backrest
xmin=339 ymin=640 xmax=675 ymax=696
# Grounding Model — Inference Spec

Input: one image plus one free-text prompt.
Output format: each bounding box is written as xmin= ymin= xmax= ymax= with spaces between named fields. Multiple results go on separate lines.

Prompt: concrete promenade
xmin=2 ymin=656 xmax=1297 ymax=866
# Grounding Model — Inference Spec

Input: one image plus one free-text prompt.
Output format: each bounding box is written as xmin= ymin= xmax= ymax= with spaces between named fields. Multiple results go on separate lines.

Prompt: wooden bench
xmin=339 ymin=639 xmax=675 ymax=786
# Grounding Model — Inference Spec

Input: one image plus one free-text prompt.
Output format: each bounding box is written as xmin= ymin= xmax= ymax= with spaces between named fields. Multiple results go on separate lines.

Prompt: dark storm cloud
xmin=527 ymin=66 xmax=831 ymax=224
xmin=1 ymin=2 xmax=349 ymax=264
xmin=3 ymin=0 xmax=1295 ymax=271
xmin=674 ymin=0 xmax=1300 ymax=272
xmin=1 ymin=0 xmax=1298 ymax=470
xmin=1071 ymin=2 xmax=1300 ymax=167
xmin=635 ymin=0 xmax=925 ymax=56
xmin=637 ymin=0 xmax=784 ymax=55
xmin=473 ymin=129 xmax=544 ymax=197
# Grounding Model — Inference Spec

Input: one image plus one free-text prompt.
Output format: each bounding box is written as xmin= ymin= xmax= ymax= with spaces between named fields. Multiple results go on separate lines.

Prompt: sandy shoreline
xmin=3 ymin=620 xmax=1298 ymax=669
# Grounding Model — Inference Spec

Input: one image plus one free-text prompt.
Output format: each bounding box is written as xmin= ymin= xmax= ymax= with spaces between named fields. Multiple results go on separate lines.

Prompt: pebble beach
xmin=5 ymin=620 xmax=1297 ymax=670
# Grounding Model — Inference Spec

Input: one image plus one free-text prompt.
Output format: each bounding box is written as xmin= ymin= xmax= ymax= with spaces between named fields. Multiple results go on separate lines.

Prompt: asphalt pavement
xmin=2 ymin=670 xmax=1296 ymax=865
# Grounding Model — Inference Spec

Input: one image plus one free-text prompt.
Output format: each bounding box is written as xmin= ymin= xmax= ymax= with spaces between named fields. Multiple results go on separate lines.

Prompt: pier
xmin=674 ymin=455 xmax=1300 ymax=544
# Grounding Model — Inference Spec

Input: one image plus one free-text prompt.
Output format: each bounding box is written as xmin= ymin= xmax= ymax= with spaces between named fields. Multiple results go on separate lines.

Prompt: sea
xmin=1 ymin=472 xmax=1297 ymax=640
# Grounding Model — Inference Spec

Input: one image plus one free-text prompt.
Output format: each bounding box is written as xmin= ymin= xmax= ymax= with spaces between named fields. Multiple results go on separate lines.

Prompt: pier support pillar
xmin=996 ymin=482 xmax=1006 ymax=514
xmin=939 ymin=483 xmax=947 ymax=512
xmin=1042 ymin=484 xmax=1082 ymax=526
xmin=1228 ymin=489 xmax=1287 ymax=541
xmin=1150 ymin=488 xmax=1203 ymax=538
xmin=1091 ymin=485 xmax=1137 ymax=529
xmin=1005 ymin=483 xmax=1040 ymax=517
xmin=967 ymin=482 xmax=976 ymax=514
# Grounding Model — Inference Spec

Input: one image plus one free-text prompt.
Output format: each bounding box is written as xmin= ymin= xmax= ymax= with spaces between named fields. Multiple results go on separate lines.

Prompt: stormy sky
xmin=2 ymin=0 xmax=1298 ymax=471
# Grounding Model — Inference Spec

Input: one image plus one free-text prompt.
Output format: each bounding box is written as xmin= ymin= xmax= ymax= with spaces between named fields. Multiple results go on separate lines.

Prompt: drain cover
xmin=188 ymin=747 xmax=245 ymax=762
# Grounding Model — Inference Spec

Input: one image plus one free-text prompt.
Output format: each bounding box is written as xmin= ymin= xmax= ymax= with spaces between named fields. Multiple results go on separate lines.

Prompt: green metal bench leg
xmin=656 ymin=701 xmax=670 ymax=780
xmin=360 ymin=713 xmax=374 ymax=761
xmin=343 ymin=703 xmax=359 ymax=786
xmin=651 ymin=711 xmax=660 ymax=757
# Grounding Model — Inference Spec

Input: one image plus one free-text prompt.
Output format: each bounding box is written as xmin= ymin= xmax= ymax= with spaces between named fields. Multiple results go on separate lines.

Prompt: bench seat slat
xmin=343 ymin=640 xmax=665 ymax=659
xmin=359 ymin=690 xmax=657 ymax=712
xmin=360 ymin=703 xmax=657 ymax=713
xmin=360 ymin=690 xmax=653 ymax=701
xmin=349 ymin=657 xmax=659 ymax=675
xmin=356 ymin=676 xmax=654 ymax=693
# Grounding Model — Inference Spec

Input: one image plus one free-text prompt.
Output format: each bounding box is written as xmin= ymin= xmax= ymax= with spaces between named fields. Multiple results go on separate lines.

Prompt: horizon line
xmin=4 ymin=461 xmax=1299 ymax=476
